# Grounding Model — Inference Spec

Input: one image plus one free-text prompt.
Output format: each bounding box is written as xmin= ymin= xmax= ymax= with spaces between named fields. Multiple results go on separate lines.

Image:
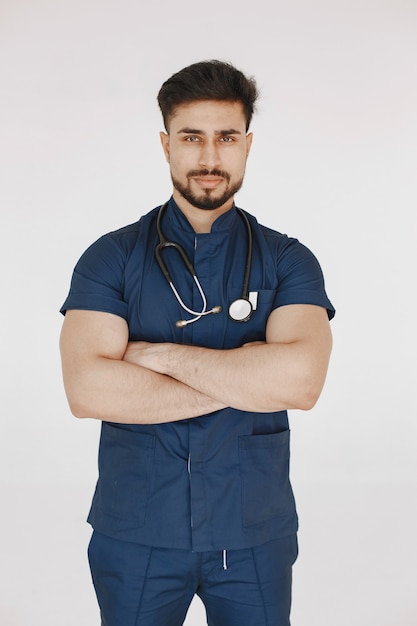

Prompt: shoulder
xmin=75 ymin=206 xmax=159 ymax=270
xmin=60 ymin=207 xmax=160 ymax=317
xmin=241 ymin=209 xmax=317 ymax=265
xmin=238 ymin=208 xmax=335 ymax=319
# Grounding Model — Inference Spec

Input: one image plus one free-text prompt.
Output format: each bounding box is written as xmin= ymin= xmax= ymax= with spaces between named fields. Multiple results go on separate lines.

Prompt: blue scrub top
xmin=61 ymin=198 xmax=335 ymax=551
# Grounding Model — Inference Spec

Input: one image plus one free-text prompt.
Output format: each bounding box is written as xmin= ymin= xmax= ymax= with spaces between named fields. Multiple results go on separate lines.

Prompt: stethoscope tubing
xmin=155 ymin=202 xmax=253 ymax=325
xmin=240 ymin=208 xmax=252 ymax=302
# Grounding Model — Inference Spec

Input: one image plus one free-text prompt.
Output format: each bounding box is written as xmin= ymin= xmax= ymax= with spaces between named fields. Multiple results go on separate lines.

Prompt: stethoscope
xmin=155 ymin=202 xmax=255 ymax=328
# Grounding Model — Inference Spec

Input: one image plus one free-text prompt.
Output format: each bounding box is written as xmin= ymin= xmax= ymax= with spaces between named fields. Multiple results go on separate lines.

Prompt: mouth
xmin=188 ymin=169 xmax=230 ymax=191
xmin=193 ymin=176 xmax=225 ymax=189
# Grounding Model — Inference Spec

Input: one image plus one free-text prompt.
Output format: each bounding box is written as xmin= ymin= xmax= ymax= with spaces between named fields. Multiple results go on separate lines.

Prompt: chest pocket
xmin=223 ymin=288 xmax=276 ymax=346
xmin=239 ymin=430 xmax=296 ymax=527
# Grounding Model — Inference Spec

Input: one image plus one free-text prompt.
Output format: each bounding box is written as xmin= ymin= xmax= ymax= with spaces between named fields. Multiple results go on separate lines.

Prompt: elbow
xmin=295 ymin=390 xmax=320 ymax=411
xmin=255 ymin=386 xmax=320 ymax=413
xmin=67 ymin=397 xmax=92 ymax=419
xmin=62 ymin=370 xmax=104 ymax=420
xmin=293 ymin=376 xmax=325 ymax=411
xmin=290 ymin=353 xmax=330 ymax=411
xmin=70 ymin=404 xmax=90 ymax=419
xmin=64 ymin=386 xmax=97 ymax=420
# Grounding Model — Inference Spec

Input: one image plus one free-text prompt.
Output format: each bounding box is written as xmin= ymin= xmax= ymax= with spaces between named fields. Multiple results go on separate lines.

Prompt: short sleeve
xmin=60 ymin=233 xmax=128 ymax=319
xmin=273 ymin=237 xmax=335 ymax=320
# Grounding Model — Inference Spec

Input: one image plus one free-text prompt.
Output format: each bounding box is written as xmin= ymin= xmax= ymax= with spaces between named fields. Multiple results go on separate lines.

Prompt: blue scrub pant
xmin=88 ymin=531 xmax=298 ymax=626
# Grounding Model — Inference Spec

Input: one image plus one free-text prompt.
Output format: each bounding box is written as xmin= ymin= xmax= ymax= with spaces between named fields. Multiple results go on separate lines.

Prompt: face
xmin=160 ymin=100 xmax=253 ymax=214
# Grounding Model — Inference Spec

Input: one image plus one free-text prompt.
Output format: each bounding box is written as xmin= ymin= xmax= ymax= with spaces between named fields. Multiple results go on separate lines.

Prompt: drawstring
xmin=222 ymin=549 xmax=228 ymax=570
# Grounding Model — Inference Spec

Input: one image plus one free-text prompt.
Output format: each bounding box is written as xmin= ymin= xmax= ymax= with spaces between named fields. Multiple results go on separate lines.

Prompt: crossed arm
xmin=59 ymin=304 xmax=332 ymax=424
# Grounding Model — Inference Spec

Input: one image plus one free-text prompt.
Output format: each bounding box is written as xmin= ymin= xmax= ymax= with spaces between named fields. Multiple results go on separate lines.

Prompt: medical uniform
xmin=61 ymin=198 xmax=335 ymax=625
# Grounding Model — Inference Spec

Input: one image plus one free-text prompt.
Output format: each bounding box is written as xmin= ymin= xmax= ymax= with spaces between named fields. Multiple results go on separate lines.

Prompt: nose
xmin=198 ymin=140 xmax=221 ymax=169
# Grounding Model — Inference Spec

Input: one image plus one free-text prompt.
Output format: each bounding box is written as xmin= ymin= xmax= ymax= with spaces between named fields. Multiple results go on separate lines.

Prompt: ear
xmin=245 ymin=132 xmax=254 ymax=157
xmin=160 ymin=131 xmax=170 ymax=163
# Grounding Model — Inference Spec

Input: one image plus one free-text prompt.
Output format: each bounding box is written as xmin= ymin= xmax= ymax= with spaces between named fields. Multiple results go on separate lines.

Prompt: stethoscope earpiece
xmin=176 ymin=305 xmax=222 ymax=328
xmin=156 ymin=202 xmax=253 ymax=327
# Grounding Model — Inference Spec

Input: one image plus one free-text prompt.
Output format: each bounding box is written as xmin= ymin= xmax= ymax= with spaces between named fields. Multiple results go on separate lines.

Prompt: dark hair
xmin=157 ymin=60 xmax=259 ymax=131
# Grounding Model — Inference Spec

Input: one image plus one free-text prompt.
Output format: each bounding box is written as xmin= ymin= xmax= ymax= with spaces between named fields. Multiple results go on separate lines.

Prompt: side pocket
xmin=93 ymin=424 xmax=155 ymax=526
xmin=239 ymin=430 xmax=296 ymax=527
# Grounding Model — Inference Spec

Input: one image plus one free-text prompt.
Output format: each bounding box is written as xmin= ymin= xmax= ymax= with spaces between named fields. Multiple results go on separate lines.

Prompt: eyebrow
xmin=177 ymin=127 xmax=243 ymax=136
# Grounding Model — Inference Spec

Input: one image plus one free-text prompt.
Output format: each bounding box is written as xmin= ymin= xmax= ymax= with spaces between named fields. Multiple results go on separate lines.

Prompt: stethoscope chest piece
xmin=229 ymin=298 xmax=253 ymax=322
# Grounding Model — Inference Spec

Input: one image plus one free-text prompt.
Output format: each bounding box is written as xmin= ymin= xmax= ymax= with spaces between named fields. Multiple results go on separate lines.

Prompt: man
xmin=60 ymin=60 xmax=334 ymax=626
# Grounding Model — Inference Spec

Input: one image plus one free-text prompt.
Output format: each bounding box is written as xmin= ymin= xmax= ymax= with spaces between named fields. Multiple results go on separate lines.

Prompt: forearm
xmin=141 ymin=342 xmax=318 ymax=412
xmin=150 ymin=305 xmax=332 ymax=412
xmin=62 ymin=356 xmax=225 ymax=424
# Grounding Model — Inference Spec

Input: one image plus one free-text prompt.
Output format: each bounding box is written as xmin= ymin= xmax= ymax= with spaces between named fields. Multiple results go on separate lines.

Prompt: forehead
xmin=167 ymin=100 xmax=246 ymax=133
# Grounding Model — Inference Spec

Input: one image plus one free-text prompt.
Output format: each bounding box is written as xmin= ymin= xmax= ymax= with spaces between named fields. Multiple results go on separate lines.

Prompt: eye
xmin=219 ymin=136 xmax=234 ymax=143
xmin=185 ymin=135 xmax=200 ymax=142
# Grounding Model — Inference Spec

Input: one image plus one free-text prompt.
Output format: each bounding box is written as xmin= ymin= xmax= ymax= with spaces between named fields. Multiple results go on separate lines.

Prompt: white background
xmin=1 ymin=0 xmax=416 ymax=624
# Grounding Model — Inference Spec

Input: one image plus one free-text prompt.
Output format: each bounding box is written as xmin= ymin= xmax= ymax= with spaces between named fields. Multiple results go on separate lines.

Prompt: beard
xmin=171 ymin=168 xmax=244 ymax=210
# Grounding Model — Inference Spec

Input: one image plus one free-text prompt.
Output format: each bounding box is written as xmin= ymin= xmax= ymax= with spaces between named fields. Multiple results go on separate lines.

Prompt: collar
xmin=165 ymin=196 xmax=239 ymax=236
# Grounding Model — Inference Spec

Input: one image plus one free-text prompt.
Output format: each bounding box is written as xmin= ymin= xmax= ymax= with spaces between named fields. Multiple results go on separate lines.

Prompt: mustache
xmin=188 ymin=168 xmax=231 ymax=182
